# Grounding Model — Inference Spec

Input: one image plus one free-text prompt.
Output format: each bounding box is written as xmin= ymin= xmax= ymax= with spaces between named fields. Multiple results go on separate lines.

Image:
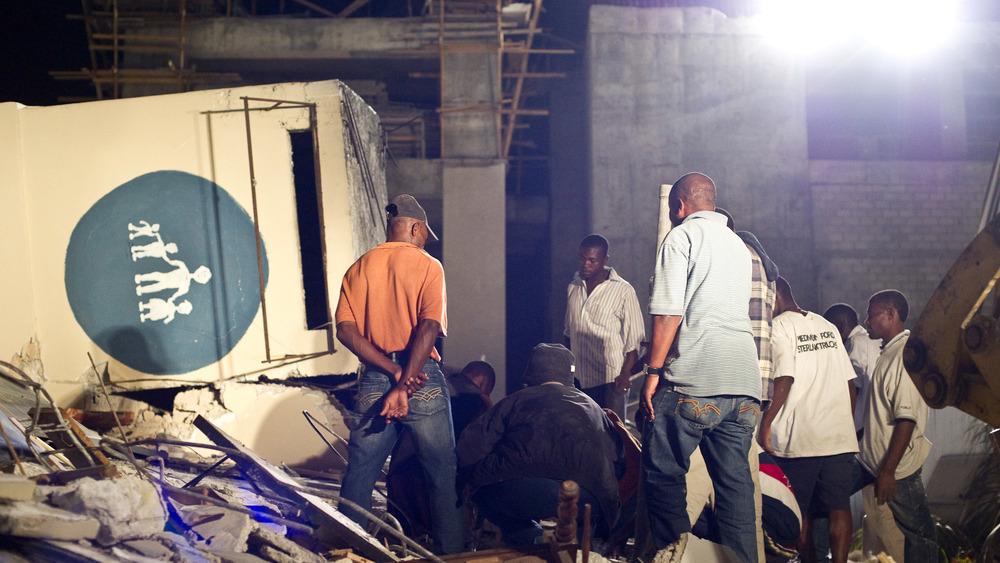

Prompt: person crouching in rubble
xmin=456 ymin=343 xmax=625 ymax=547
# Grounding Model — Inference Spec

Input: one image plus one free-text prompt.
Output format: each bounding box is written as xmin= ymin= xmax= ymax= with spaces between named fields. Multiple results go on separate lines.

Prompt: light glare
xmin=758 ymin=0 xmax=959 ymax=58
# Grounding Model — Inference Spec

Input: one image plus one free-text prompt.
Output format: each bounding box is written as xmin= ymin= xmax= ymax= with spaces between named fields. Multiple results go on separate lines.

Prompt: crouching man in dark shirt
xmin=456 ymin=343 xmax=625 ymax=547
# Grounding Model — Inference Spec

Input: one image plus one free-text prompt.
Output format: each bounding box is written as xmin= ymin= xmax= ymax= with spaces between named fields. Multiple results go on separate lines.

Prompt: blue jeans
xmin=473 ymin=477 xmax=604 ymax=547
xmin=642 ymin=390 xmax=759 ymax=562
xmin=851 ymin=462 xmax=937 ymax=563
xmin=339 ymin=360 xmax=464 ymax=554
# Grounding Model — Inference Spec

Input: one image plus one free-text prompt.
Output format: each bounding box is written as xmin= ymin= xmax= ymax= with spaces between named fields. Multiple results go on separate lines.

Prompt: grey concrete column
xmin=442 ymin=163 xmax=506 ymax=398
xmin=439 ymin=50 xmax=507 ymax=399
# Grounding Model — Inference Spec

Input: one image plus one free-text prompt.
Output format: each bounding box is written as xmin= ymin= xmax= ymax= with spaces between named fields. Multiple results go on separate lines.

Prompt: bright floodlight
xmin=757 ymin=0 xmax=959 ymax=58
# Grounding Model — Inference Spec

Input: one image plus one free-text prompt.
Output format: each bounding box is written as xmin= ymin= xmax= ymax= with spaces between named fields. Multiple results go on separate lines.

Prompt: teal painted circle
xmin=65 ymin=171 xmax=268 ymax=375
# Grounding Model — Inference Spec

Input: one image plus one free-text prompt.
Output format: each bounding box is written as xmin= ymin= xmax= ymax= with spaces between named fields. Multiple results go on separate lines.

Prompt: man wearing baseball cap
xmin=334 ymin=193 xmax=461 ymax=553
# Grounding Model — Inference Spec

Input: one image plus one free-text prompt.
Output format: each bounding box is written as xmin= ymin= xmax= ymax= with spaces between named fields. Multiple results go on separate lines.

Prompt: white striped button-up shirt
xmin=564 ymin=267 xmax=645 ymax=389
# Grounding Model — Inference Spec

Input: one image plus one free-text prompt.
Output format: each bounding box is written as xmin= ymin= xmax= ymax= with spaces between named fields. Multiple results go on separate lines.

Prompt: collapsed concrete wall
xmin=0 ymin=80 xmax=385 ymax=469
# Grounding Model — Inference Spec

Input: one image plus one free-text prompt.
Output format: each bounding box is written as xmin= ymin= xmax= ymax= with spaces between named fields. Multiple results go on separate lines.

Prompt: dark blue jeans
xmin=642 ymin=390 xmax=759 ymax=562
xmin=851 ymin=462 xmax=937 ymax=563
xmin=473 ymin=477 xmax=604 ymax=547
xmin=339 ymin=360 xmax=464 ymax=554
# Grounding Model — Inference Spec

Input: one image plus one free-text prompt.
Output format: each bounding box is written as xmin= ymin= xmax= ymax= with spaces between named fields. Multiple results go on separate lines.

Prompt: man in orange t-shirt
xmin=334 ymin=194 xmax=463 ymax=554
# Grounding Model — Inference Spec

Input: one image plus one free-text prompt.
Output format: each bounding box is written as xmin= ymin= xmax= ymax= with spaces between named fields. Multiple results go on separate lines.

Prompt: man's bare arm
xmin=875 ymin=418 xmax=916 ymax=505
xmin=336 ymin=321 xmax=402 ymax=381
xmin=399 ymin=319 xmax=440 ymax=390
xmin=380 ymin=319 xmax=441 ymax=420
xmin=616 ymin=349 xmax=639 ymax=391
xmin=758 ymin=376 xmax=792 ymax=455
xmin=641 ymin=314 xmax=682 ymax=421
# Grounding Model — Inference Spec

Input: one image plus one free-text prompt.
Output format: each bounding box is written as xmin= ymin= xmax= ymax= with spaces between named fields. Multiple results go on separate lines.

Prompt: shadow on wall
xmin=100 ymin=327 xmax=164 ymax=376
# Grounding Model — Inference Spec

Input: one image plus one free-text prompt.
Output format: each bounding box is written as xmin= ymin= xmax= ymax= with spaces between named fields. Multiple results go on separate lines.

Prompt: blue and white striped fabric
xmin=564 ymin=267 xmax=646 ymax=389
xmin=649 ymin=210 xmax=761 ymax=399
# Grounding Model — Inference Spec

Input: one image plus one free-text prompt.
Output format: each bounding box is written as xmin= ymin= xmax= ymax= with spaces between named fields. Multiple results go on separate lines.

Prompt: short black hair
xmin=580 ymin=234 xmax=609 ymax=256
xmin=461 ymin=360 xmax=496 ymax=393
xmin=869 ymin=289 xmax=909 ymax=322
xmin=823 ymin=303 xmax=858 ymax=328
xmin=775 ymin=276 xmax=793 ymax=301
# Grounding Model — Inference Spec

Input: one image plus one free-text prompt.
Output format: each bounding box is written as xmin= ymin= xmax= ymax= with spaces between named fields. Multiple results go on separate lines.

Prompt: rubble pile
xmin=0 ymin=360 xmax=416 ymax=563
xmin=0 ymin=360 xmax=601 ymax=563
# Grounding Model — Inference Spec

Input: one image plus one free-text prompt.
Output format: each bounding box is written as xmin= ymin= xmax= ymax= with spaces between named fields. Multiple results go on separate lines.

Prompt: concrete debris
xmin=10 ymin=337 xmax=45 ymax=383
xmin=128 ymin=386 xmax=230 ymax=442
xmin=178 ymin=504 xmax=253 ymax=553
xmin=259 ymin=544 xmax=298 ymax=563
xmin=0 ymin=500 xmax=101 ymax=540
xmin=248 ymin=522 xmax=327 ymax=563
xmin=113 ymin=538 xmax=176 ymax=560
xmin=44 ymin=475 xmax=167 ymax=545
xmin=148 ymin=531 xmax=229 ymax=563
xmin=0 ymin=474 xmax=37 ymax=501
xmin=0 ymin=365 xmax=612 ymax=563
xmin=214 ymin=553 xmax=271 ymax=563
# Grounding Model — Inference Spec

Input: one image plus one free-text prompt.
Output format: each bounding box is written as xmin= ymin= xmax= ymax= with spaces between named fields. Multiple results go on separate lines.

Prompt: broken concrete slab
xmin=0 ymin=500 xmax=100 ymax=540
xmin=154 ymin=531 xmax=230 ymax=562
xmin=0 ymin=474 xmax=36 ymax=501
xmin=114 ymin=538 xmax=176 ymax=560
xmin=248 ymin=525 xmax=326 ymax=563
xmin=214 ymin=552 xmax=271 ymax=563
xmin=45 ymin=475 xmax=167 ymax=545
xmin=178 ymin=504 xmax=253 ymax=553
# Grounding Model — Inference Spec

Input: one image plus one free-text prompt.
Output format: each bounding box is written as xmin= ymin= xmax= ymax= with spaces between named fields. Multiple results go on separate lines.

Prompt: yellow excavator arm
xmin=903 ymin=213 xmax=1000 ymax=427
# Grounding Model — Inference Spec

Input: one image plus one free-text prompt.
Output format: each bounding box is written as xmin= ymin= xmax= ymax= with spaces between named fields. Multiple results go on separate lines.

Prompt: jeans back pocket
xmin=675 ymin=395 xmax=724 ymax=430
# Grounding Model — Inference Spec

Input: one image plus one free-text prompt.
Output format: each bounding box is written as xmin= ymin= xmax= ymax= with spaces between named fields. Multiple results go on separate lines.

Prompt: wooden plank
xmin=287 ymin=0 xmax=337 ymax=17
xmin=335 ymin=0 xmax=372 ymax=18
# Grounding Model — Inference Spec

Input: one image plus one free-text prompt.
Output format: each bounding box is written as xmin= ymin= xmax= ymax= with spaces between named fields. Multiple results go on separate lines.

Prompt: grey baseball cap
xmin=386 ymin=194 xmax=438 ymax=241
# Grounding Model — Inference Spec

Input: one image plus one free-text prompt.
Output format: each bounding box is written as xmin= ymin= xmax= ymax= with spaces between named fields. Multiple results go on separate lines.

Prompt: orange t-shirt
xmin=335 ymin=242 xmax=447 ymax=361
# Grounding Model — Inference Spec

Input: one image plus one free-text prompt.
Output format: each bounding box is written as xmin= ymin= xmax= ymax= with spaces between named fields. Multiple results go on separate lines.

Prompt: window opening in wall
xmin=290 ymin=130 xmax=331 ymax=331
xmin=204 ymin=96 xmax=335 ymax=363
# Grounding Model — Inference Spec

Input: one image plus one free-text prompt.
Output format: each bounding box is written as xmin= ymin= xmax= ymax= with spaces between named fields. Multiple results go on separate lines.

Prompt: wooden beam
xmin=288 ymin=0 xmax=336 ymax=17
xmin=503 ymin=47 xmax=575 ymax=55
xmin=335 ymin=0 xmax=372 ymax=18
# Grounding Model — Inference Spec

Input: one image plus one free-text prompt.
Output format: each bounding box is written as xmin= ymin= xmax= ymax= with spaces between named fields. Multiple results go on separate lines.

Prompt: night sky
xmin=2 ymin=2 xmax=92 ymax=106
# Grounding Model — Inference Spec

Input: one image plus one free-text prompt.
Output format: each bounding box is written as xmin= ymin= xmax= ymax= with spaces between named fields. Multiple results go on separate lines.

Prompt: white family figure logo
xmin=129 ymin=220 xmax=212 ymax=325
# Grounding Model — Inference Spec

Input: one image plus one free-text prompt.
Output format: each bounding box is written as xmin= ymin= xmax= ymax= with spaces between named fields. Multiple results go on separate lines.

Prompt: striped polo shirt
xmin=564 ymin=267 xmax=646 ymax=389
xmin=649 ymin=210 xmax=761 ymax=399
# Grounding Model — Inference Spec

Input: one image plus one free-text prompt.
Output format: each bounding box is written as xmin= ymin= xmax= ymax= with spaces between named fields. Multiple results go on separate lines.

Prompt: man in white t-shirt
xmin=852 ymin=289 xmax=937 ymax=563
xmin=759 ymin=277 xmax=858 ymax=563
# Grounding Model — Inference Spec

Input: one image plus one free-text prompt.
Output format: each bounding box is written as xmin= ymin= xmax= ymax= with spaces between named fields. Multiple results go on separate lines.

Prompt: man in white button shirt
xmin=564 ymin=234 xmax=645 ymax=421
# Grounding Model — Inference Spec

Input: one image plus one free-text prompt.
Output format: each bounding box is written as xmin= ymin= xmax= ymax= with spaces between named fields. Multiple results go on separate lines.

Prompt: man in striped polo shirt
xmin=640 ymin=173 xmax=762 ymax=562
xmin=564 ymin=234 xmax=645 ymax=421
